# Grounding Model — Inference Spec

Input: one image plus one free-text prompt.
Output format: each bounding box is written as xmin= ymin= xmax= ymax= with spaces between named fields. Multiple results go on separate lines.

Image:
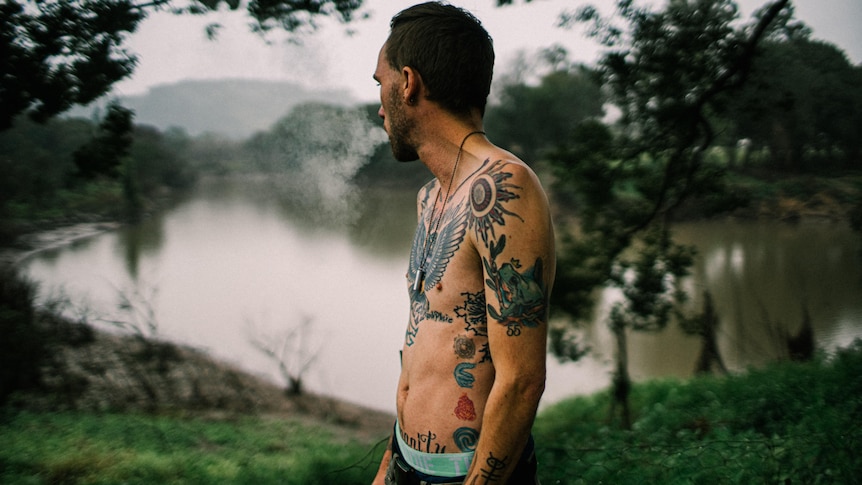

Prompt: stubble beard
xmin=386 ymin=86 xmax=419 ymax=162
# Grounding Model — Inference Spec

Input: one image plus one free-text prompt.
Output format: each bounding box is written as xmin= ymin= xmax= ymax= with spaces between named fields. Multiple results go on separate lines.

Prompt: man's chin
xmin=390 ymin=146 xmax=419 ymax=163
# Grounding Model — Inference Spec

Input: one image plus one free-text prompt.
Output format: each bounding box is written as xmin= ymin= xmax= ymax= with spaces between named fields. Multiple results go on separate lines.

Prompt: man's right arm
xmin=371 ymin=434 xmax=393 ymax=485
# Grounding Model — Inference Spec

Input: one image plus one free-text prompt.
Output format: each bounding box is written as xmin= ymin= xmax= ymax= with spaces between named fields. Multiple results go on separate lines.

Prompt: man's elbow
xmin=523 ymin=371 xmax=546 ymax=406
xmin=501 ymin=369 xmax=546 ymax=407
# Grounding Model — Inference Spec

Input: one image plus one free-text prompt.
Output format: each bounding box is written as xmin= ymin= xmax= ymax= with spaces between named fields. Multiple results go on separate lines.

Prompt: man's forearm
xmin=463 ymin=377 xmax=543 ymax=484
xmin=371 ymin=435 xmax=393 ymax=485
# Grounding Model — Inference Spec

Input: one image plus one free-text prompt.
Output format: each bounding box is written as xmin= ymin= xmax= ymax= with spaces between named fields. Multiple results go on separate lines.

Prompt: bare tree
xmin=247 ymin=313 xmax=321 ymax=396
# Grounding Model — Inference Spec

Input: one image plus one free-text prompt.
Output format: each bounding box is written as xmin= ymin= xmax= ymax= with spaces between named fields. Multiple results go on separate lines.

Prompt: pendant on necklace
xmin=413 ymin=268 xmax=425 ymax=292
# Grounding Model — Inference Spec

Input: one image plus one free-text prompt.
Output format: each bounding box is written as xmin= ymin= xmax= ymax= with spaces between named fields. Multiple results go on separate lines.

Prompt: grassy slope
xmin=534 ymin=341 xmax=862 ymax=484
xmin=2 ymin=342 xmax=859 ymax=484
xmin=0 ymin=412 xmax=388 ymax=484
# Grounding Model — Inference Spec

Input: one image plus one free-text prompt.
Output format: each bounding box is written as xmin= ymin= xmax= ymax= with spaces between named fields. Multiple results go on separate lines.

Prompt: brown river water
xmin=21 ymin=179 xmax=862 ymax=412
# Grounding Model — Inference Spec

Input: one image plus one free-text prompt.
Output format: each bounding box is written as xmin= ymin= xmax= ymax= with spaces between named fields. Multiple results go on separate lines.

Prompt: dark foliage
xmin=73 ymin=102 xmax=134 ymax=180
xmin=0 ymin=266 xmax=45 ymax=405
xmin=1 ymin=0 xmax=365 ymax=131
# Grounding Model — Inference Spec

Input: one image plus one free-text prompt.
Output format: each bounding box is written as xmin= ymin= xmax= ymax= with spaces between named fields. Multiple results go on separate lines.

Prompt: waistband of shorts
xmin=394 ymin=421 xmax=475 ymax=477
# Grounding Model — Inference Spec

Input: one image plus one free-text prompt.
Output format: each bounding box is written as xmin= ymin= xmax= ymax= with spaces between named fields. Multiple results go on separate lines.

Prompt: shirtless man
xmin=371 ymin=3 xmax=555 ymax=484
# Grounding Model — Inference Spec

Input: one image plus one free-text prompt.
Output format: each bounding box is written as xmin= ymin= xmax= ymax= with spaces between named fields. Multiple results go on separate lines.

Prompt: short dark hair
xmin=387 ymin=1 xmax=495 ymax=117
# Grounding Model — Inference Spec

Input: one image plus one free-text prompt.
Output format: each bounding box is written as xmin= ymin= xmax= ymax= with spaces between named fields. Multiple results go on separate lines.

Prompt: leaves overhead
xmin=1 ymin=0 xmax=366 ymax=130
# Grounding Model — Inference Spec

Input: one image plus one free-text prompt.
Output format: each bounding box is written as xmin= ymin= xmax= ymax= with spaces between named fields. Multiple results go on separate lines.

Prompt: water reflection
xmin=21 ymin=179 xmax=862 ymax=412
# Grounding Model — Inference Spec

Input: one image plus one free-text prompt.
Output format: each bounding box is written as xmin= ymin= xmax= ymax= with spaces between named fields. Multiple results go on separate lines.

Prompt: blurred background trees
xmin=0 ymin=0 xmax=365 ymax=131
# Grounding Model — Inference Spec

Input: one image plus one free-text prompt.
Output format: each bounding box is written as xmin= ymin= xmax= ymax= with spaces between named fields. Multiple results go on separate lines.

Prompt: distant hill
xmin=68 ymin=79 xmax=357 ymax=139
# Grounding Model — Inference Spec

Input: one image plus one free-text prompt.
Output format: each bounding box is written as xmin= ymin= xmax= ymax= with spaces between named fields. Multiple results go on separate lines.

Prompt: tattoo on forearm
xmin=476 ymin=452 xmax=510 ymax=484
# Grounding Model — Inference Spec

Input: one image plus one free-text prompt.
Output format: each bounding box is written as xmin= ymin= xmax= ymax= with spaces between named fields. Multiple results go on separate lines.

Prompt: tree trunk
xmin=609 ymin=320 xmax=632 ymax=430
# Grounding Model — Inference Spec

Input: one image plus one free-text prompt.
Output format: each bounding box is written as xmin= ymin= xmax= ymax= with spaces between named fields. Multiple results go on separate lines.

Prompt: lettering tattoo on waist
xmin=401 ymin=428 xmax=447 ymax=454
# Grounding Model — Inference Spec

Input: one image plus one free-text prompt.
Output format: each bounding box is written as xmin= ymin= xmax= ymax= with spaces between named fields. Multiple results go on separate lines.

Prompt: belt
xmin=388 ymin=452 xmax=464 ymax=485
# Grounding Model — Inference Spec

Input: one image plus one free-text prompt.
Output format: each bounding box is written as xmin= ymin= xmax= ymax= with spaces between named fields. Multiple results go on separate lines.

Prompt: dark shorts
xmin=385 ymin=430 xmax=540 ymax=485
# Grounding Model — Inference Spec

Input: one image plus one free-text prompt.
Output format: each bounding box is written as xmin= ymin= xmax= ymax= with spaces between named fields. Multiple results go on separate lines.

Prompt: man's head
xmin=386 ymin=2 xmax=495 ymax=119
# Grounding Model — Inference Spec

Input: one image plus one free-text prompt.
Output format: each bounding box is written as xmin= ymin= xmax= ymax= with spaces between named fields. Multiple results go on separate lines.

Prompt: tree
xmin=549 ymin=0 xmax=790 ymax=428
xmin=721 ymin=38 xmax=862 ymax=171
xmin=0 ymin=0 xmax=365 ymax=131
xmin=73 ymin=101 xmax=135 ymax=179
xmin=485 ymin=47 xmax=605 ymax=163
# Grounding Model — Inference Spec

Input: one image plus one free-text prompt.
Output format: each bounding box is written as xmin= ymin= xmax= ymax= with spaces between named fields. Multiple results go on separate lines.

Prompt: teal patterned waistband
xmin=394 ymin=421 xmax=475 ymax=477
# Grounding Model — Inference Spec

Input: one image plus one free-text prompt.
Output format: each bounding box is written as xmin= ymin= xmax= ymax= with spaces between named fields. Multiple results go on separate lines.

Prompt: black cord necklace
xmin=413 ymin=130 xmax=485 ymax=292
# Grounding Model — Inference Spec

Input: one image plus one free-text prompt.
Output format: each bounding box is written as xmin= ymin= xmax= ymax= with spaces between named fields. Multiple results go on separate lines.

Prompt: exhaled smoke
xmin=258 ymin=102 xmax=387 ymax=225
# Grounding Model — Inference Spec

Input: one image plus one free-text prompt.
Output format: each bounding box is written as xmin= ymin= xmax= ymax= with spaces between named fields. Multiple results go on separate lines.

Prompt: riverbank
xmin=6 ymin=313 xmax=394 ymax=440
xmin=4 ymin=337 xmax=859 ymax=483
xmin=0 ymin=222 xmax=123 ymax=267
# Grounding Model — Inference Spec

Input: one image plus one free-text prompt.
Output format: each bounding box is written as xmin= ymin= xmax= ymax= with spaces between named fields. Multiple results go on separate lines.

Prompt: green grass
xmin=2 ymin=342 xmax=860 ymax=484
xmin=0 ymin=413 xmax=386 ymax=484
xmin=534 ymin=341 xmax=862 ymax=484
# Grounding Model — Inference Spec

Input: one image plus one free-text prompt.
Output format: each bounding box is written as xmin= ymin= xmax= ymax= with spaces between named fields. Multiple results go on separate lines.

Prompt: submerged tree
xmin=549 ymin=0 xmax=790 ymax=428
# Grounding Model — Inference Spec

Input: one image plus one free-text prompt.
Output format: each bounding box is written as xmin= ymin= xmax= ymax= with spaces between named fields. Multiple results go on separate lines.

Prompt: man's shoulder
xmin=474 ymin=156 xmax=547 ymax=196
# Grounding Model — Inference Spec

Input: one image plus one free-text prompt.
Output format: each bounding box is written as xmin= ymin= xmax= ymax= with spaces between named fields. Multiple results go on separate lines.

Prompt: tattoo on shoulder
xmin=468 ymin=161 xmax=524 ymax=248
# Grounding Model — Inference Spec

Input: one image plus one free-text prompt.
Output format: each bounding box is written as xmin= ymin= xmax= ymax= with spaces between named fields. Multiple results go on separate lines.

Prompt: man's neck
xmin=418 ymin=125 xmax=487 ymax=186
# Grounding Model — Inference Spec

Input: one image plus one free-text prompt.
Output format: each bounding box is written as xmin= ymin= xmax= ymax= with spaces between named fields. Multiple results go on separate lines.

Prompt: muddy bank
xmin=0 ymin=222 xmax=122 ymax=267
xmin=8 ymin=315 xmax=394 ymax=438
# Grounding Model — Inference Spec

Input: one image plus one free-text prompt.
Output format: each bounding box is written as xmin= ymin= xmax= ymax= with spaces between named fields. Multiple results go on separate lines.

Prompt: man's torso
xmin=397 ymin=156 xmax=527 ymax=455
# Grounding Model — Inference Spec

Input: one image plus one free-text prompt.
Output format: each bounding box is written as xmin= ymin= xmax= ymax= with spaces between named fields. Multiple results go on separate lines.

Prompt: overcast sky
xmin=116 ymin=0 xmax=862 ymax=103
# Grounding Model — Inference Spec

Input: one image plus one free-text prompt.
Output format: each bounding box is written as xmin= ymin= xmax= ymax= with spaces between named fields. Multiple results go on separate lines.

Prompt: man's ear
xmin=401 ymin=66 xmax=423 ymax=105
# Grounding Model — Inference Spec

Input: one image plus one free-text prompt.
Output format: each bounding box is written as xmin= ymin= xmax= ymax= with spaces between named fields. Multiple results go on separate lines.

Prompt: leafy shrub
xmin=535 ymin=341 xmax=862 ymax=483
xmin=0 ymin=265 xmax=45 ymax=404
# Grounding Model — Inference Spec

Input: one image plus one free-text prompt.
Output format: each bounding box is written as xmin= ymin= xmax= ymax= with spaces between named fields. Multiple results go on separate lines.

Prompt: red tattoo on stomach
xmin=454 ymin=393 xmax=477 ymax=421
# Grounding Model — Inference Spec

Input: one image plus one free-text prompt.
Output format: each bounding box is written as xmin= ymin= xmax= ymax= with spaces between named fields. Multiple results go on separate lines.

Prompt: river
xmin=21 ymin=178 xmax=862 ymax=412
